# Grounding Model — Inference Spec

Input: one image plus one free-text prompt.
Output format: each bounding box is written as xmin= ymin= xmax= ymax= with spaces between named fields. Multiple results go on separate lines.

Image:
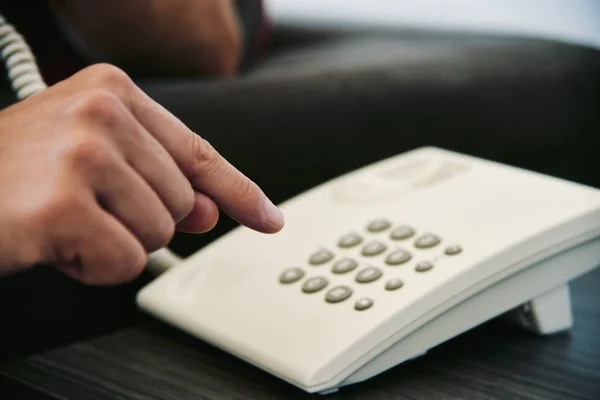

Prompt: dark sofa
xmin=1 ymin=26 xmax=599 ymax=361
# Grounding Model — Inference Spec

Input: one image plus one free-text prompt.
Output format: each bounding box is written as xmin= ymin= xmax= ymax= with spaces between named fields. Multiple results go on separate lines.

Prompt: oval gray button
xmin=415 ymin=234 xmax=441 ymax=249
xmin=367 ymin=219 xmax=391 ymax=232
xmin=415 ymin=261 xmax=434 ymax=272
xmin=302 ymin=277 xmax=329 ymax=293
xmin=445 ymin=244 xmax=462 ymax=255
xmin=332 ymin=258 xmax=358 ymax=274
xmin=385 ymin=250 xmax=412 ymax=266
xmin=390 ymin=226 xmax=416 ymax=240
xmin=338 ymin=233 xmax=363 ymax=248
xmin=355 ymin=298 xmax=374 ymax=311
xmin=325 ymin=286 xmax=353 ymax=303
xmin=361 ymin=241 xmax=387 ymax=257
xmin=385 ymin=278 xmax=404 ymax=291
xmin=279 ymin=268 xmax=305 ymax=284
xmin=309 ymin=249 xmax=334 ymax=265
xmin=356 ymin=267 xmax=383 ymax=283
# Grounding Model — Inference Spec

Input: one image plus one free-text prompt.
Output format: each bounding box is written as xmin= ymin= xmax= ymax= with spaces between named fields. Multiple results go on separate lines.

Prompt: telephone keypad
xmin=415 ymin=261 xmax=434 ymax=272
xmin=414 ymin=233 xmax=441 ymax=249
xmin=325 ymin=286 xmax=353 ymax=303
xmin=338 ymin=233 xmax=363 ymax=248
xmin=332 ymin=258 xmax=358 ymax=274
xmin=385 ymin=278 xmax=404 ymax=291
xmin=366 ymin=219 xmax=391 ymax=232
xmin=356 ymin=267 xmax=383 ymax=283
xmin=385 ymin=250 xmax=412 ymax=266
xmin=302 ymin=277 xmax=329 ymax=293
xmin=279 ymin=268 xmax=305 ymax=284
xmin=280 ymin=219 xmax=463 ymax=311
xmin=309 ymin=249 xmax=334 ymax=265
xmin=354 ymin=298 xmax=374 ymax=311
xmin=361 ymin=241 xmax=387 ymax=256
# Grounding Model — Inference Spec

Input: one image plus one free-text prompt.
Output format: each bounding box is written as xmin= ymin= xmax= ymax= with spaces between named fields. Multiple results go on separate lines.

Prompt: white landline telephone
xmin=137 ymin=146 xmax=600 ymax=394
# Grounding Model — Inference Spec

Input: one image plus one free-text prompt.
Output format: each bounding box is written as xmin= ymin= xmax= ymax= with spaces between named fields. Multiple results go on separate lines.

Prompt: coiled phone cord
xmin=0 ymin=11 xmax=180 ymax=274
xmin=0 ymin=13 xmax=47 ymax=99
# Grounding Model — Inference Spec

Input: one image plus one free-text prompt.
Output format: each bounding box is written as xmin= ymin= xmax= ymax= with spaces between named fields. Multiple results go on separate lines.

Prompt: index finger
xmin=126 ymin=79 xmax=285 ymax=234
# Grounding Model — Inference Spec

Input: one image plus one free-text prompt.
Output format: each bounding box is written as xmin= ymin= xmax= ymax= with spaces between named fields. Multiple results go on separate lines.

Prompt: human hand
xmin=49 ymin=0 xmax=243 ymax=76
xmin=0 ymin=64 xmax=284 ymax=284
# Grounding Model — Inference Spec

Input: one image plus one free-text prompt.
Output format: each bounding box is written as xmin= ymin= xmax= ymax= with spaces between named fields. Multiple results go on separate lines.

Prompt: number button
xmin=367 ymin=219 xmax=391 ymax=232
xmin=338 ymin=233 xmax=363 ymax=248
xmin=415 ymin=234 xmax=441 ymax=249
xmin=309 ymin=249 xmax=334 ymax=265
xmin=355 ymin=298 xmax=374 ymax=311
xmin=302 ymin=277 xmax=329 ymax=293
xmin=361 ymin=241 xmax=387 ymax=257
xmin=445 ymin=244 xmax=462 ymax=255
xmin=385 ymin=278 xmax=404 ymax=291
xmin=332 ymin=258 xmax=358 ymax=274
xmin=356 ymin=267 xmax=383 ymax=283
xmin=385 ymin=250 xmax=412 ymax=266
xmin=325 ymin=286 xmax=353 ymax=303
xmin=390 ymin=226 xmax=415 ymax=240
xmin=415 ymin=261 xmax=434 ymax=272
xmin=279 ymin=268 xmax=305 ymax=284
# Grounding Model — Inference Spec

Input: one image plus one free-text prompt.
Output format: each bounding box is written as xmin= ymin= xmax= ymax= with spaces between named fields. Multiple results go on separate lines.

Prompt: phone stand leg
xmin=504 ymin=284 xmax=573 ymax=335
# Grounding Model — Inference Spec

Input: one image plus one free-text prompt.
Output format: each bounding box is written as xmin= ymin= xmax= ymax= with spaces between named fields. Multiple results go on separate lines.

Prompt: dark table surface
xmin=1 ymin=267 xmax=600 ymax=400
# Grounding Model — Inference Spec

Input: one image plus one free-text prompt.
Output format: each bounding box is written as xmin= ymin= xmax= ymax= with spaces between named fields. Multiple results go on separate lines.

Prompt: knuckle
xmin=235 ymin=175 xmax=259 ymax=201
xmin=85 ymin=63 xmax=132 ymax=89
xmin=63 ymin=134 xmax=112 ymax=172
xmin=192 ymin=136 xmax=221 ymax=171
xmin=32 ymin=191 xmax=87 ymax=228
xmin=149 ymin=218 xmax=175 ymax=251
xmin=71 ymin=89 xmax=122 ymax=128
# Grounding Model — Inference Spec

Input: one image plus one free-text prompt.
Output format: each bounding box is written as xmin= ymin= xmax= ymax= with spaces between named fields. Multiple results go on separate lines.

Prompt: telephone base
xmin=135 ymin=147 xmax=600 ymax=396
xmin=504 ymin=284 xmax=573 ymax=335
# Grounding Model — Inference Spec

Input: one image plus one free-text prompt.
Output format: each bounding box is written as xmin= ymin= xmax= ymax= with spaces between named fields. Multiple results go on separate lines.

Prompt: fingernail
xmin=263 ymin=196 xmax=285 ymax=230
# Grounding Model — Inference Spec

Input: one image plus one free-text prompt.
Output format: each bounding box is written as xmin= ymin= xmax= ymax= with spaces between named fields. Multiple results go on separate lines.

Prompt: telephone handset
xmin=136 ymin=147 xmax=600 ymax=394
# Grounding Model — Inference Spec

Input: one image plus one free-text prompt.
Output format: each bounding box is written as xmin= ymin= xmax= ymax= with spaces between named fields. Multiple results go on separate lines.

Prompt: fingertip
xmin=261 ymin=196 xmax=285 ymax=234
